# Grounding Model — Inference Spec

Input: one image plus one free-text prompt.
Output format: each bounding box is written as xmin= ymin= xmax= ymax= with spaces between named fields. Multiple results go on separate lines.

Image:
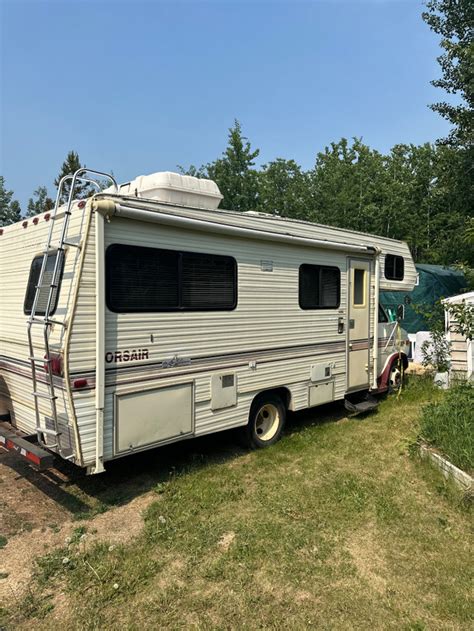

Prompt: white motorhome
xmin=0 ymin=169 xmax=414 ymax=473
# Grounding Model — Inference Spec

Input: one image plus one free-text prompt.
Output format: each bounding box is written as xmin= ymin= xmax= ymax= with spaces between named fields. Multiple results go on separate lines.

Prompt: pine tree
xmin=0 ymin=176 xmax=22 ymax=226
xmin=26 ymin=186 xmax=55 ymax=216
xmin=54 ymin=150 xmax=91 ymax=204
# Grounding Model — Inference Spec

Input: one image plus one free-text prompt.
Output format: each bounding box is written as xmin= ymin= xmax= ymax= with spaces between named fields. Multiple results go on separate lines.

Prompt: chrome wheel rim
xmin=255 ymin=403 xmax=280 ymax=441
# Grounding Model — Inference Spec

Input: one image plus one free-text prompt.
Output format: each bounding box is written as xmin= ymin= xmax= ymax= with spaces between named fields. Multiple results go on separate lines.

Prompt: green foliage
xmin=258 ymin=158 xmax=312 ymax=219
xmin=447 ymin=301 xmax=474 ymax=340
xmin=54 ymin=150 xmax=91 ymax=204
xmin=181 ymin=120 xmax=260 ymax=212
xmin=206 ymin=120 xmax=260 ymax=212
xmin=26 ymin=186 xmax=54 ymax=216
xmin=422 ymin=0 xmax=474 ymax=147
xmin=419 ymin=382 xmax=474 ymax=471
xmin=0 ymin=176 xmax=21 ymax=226
xmin=185 ymin=128 xmax=472 ymax=267
xmin=420 ymin=329 xmax=451 ymax=372
xmin=311 ymin=138 xmax=387 ymax=234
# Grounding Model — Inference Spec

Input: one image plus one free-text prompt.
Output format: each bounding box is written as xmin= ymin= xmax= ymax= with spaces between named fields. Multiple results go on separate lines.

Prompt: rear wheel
xmin=242 ymin=393 xmax=286 ymax=449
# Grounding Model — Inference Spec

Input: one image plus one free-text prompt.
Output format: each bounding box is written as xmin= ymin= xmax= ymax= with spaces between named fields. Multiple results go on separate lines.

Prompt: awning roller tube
xmin=93 ymin=200 xmax=376 ymax=255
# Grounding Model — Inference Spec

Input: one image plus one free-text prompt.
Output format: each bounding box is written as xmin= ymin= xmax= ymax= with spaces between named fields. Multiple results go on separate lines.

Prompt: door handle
xmin=338 ymin=317 xmax=344 ymax=334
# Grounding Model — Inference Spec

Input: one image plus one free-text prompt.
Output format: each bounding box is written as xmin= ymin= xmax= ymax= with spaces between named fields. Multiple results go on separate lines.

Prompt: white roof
xmin=443 ymin=291 xmax=474 ymax=304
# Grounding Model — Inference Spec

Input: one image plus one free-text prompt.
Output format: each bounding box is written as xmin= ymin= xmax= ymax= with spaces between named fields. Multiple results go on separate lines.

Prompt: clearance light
xmin=73 ymin=378 xmax=88 ymax=389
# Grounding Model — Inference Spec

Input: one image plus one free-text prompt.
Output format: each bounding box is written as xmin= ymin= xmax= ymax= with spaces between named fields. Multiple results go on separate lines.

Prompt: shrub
xmin=419 ymin=382 xmax=474 ymax=473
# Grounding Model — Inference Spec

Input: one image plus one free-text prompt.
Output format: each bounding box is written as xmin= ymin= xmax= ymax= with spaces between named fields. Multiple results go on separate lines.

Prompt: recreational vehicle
xmin=0 ymin=169 xmax=415 ymax=474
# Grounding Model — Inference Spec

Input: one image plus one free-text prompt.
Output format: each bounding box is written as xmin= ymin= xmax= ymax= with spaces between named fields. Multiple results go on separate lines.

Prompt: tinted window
xmin=24 ymin=251 xmax=64 ymax=316
xmin=299 ymin=264 xmax=340 ymax=309
xmin=353 ymin=269 xmax=366 ymax=306
xmin=106 ymin=244 xmax=237 ymax=312
xmin=385 ymin=254 xmax=404 ymax=281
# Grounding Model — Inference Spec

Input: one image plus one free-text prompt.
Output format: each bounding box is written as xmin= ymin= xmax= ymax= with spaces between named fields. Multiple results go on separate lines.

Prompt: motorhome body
xmin=0 ymin=170 xmax=415 ymax=473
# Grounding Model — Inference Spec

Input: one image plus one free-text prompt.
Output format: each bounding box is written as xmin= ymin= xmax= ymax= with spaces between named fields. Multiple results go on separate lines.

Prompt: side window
xmin=385 ymin=254 xmax=404 ymax=281
xmin=353 ymin=269 xmax=366 ymax=307
xmin=106 ymin=244 xmax=237 ymax=313
xmin=181 ymin=252 xmax=237 ymax=309
xmin=299 ymin=264 xmax=340 ymax=309
xmin=24 ymin=251 xmax=64 ymax=316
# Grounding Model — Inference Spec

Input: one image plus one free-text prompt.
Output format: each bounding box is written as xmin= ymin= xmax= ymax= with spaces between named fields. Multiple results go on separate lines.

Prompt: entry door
xmin=348 ymin=259 xmax=371 ymax=390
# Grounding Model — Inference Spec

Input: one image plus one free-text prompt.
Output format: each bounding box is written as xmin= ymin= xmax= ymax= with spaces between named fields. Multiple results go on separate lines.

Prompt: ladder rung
xmin=29 ymin=356 xmax=51 ymax=363
xmin=46 ymin=318 xmax=66 ymax=327
xmin=62 ymin=240 xmax=81 ymax=249
xmin=30 ymin=317 xmax=66 ymax=327
xmin=36 ymin=427 xmax=61 ymax=437
xmin=33 ymin=391 xmax=58 ymax=400
xmin=36 ymin=283 xmax=58 ymax=289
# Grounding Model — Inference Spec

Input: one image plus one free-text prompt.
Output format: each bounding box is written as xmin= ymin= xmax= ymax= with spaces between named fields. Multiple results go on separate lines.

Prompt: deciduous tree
xmin=422 ymin=0 xmax=474 ymax=147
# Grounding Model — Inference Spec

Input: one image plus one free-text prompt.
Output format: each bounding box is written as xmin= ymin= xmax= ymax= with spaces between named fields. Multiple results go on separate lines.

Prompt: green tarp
xmin=380 ymin=264 xmax=466 ymax=333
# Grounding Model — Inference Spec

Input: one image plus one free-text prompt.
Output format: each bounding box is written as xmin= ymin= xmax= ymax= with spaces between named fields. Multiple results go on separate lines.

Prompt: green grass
xmin=3 ymin=376 xmax=473 ymax=630
xmin=419 ymin=381 xmax=474 ymax=473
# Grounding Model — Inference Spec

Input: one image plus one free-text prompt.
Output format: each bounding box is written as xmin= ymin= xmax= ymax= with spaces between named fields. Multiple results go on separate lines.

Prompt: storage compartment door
xmin=115 ymin=383 xmax=193 ymax=454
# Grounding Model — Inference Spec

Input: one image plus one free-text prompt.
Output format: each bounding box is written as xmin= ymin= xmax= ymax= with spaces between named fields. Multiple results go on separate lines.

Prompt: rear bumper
xmin=0 ymin=423 xmax=55 ymax=470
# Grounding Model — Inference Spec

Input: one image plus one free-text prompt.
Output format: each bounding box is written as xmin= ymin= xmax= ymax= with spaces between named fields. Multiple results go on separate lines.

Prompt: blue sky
xmin=1 ymin=0 xmax=450 ymax=210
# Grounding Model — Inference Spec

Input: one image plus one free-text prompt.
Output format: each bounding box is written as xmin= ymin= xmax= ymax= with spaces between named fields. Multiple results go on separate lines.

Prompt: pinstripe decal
xmin=0 ymin=335 xmax=398 ymax=392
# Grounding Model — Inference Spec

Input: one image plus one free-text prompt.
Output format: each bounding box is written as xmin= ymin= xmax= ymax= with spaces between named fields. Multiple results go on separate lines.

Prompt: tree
xmin=54 ymin=150 xmax=91 ymax=204
xmin=182 ymin=120 xmax=261 ymax=212
xmin=258 ymin=159 xmax=313 ymax=220
xmin=422 ymin=0 xmax=474 ymax=147
xmin=26 ymin=186 xmax=54 ymax=216
xmin=0 ymin=176 xmax=21 ymax=226
xmin=311 ymin=138 xmax=388 ymax=233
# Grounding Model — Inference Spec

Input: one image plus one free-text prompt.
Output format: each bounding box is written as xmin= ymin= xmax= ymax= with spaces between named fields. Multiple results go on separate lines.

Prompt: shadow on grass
xmin=0 ymin=397 xmax=362 ymax=519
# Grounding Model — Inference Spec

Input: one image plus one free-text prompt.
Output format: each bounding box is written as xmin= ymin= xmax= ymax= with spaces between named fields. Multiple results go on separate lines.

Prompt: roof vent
xmin=117 ymin=171 xmax=223 ymax=210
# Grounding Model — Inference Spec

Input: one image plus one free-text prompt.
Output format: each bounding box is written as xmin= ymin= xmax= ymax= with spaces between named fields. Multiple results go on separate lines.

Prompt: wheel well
xmin=395 ymin=353 xmax=409 ymax=370
xmin=251 ymin=387 xmax=292 ymax=411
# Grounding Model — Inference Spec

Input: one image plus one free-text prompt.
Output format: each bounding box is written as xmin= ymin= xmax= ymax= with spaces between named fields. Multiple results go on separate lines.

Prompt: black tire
xmin=241 ymin=393 xmax=286 ymax=449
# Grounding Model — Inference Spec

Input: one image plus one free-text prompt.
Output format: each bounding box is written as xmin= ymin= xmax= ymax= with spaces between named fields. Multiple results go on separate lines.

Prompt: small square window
xmin=385 ymin=255 xmax=404 ymax=281
xmin=299 ymin=264 xmax=340 ymax=309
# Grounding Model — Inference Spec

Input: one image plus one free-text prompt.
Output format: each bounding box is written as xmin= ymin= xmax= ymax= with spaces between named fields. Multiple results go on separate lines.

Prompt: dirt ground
xmin=0 ymin=429 xmax=242 ymax=603
xmin=0 ymin=450 xmax=158 ymax=600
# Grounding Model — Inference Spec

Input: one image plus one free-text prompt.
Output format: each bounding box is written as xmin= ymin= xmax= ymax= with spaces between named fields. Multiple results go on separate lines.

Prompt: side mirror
xmin=396 ymin=304 xmax=405 ymax=321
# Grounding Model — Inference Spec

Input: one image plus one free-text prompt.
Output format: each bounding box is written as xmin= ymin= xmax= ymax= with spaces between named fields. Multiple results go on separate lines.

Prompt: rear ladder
xmin=26 ymin=168 xmax=117 ymax=460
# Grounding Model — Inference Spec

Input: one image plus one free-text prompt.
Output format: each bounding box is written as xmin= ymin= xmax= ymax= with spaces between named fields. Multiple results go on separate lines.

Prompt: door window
xmin=353 ymin=269 xmax=366 ymax=307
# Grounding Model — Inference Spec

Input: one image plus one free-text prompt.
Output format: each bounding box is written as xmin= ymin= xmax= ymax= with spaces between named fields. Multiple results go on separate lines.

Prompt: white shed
xmin=443 ymin=291 xmax=474 ymax=379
